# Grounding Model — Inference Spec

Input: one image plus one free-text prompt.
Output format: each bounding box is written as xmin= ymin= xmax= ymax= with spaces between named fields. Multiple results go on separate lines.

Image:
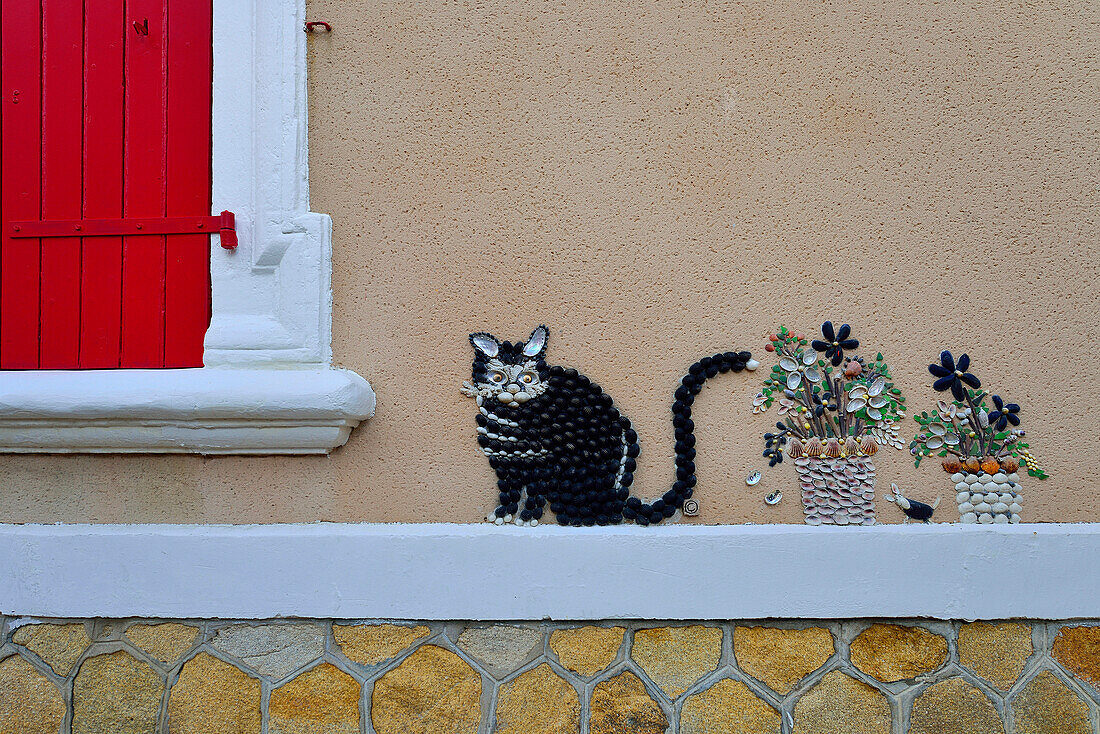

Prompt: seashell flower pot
xmin=951 ymin=469 xmax=1023 ymax=524
xmin=789 ymin=438 xmax=878 ymax=526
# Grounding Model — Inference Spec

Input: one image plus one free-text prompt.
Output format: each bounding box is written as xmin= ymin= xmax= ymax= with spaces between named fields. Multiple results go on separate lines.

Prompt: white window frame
xmin=0 ymin=0 xmax=373 ymax=454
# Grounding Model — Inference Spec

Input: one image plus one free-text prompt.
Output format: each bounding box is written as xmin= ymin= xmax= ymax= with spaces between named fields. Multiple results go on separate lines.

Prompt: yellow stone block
xmin=849 ymin=624 xmax=947 ymax=682
xmin=1052 ymin=625 xmax=1100 ymax=690
xmin=958 ymin=622 xmax=1032 ymax=690
xmin=588 ymin=671 xmax=667 ymax=734
xmin=680 ymin=678 xmax=781 ymax=734
xmin=127 ymin=623 xmax=199 ymax=665
xmin=495 ymin=663 xmax=579 ymax=734
xmin=12 ymin=622 xmax=90 ymax=676
xmin=73 ymin=650 xmax=164 ymax=734
xmin=0 ymin=655 xmax=65 ymax=734
xmin=334 ymin=623 xmax=430 ymax=666
xmin=792 ymin=670 xmax=891 ymax=734
xmin=549 ymin=626 xmax=623 ymax=676
xmin=631 ymin=625 xmax=722 ymax=698
xmin=167 ymin=652 xmax=261 ymax=734
xmin=1012 ymin=671 xmax=1090 ymax=734
xmin=269 ymin=662 xmax=360 ymax=734
xmin=733 ymin=626 xmax=834 ymax=694
xmin=909 ymin=678 xmax=1004 ymax=734
xmin=372 ymin=645 xmax=481 ymax=734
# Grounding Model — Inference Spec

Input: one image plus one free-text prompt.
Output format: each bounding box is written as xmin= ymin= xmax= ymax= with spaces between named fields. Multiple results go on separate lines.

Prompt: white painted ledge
xmin=0 ymin=368 xmax=374 ymax=454
xmin=1 ymin=523 xmax=1096 ymax=619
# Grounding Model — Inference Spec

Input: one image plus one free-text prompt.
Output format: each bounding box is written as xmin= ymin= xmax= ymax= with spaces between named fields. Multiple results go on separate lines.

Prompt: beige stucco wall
xmin=0 ymin=0 xmax=1097 ymax=524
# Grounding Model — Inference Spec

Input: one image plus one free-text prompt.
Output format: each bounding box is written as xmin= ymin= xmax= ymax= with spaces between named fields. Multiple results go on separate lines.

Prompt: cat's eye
xmin=489 ymin=371 xmax=507 ymax=383
xmin=519 ymin=372 xmax=538 ymax=385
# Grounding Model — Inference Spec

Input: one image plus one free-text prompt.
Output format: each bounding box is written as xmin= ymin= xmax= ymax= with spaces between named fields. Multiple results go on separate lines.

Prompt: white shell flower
xmin=779 ymin=350 xmax=822 ymax=389
xmin=752 ymin=392 xmax=767 ymax=415
xmin=847 ymin=378 xmax=889 ymax=420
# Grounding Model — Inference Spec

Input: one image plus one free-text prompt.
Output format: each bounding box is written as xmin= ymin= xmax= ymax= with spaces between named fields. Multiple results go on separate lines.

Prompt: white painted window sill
xmin=0 ymin=367 xmax=375 ymax=454
xmin=1 ymin=522 xmax=1095 ymax=619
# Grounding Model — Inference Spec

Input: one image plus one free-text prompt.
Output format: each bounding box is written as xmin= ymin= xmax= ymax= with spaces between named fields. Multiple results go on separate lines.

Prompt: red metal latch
xmin=10 ymin=210 xmax=238 ymax=250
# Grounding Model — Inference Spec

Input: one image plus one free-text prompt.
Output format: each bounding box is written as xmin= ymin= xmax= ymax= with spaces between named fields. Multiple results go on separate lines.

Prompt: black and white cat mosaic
xmin=461 ymin=326 xmax=758 ymax=526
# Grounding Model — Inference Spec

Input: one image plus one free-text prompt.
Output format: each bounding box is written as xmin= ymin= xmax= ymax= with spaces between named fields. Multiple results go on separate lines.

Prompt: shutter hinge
xmin=9 ymin=210 xmax=238 ymax=250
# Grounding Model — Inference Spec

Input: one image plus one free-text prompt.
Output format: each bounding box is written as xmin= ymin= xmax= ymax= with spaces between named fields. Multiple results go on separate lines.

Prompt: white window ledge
xmin=0 ymin=368 xmax=374 ymax=454
xmin=1 ymin=523 xmax=1095 ymax=619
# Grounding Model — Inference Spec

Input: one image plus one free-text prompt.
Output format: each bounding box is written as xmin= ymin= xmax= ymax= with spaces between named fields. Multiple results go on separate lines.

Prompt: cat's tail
xmin=623 ymin=350 xmax=757 ymax=526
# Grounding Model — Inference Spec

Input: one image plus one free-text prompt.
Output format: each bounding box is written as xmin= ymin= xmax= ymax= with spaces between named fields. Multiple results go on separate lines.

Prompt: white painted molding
xmin=0 ymin=368 xmax=374 ymax=454
xmin=207 ymin=0 xmax=330 ymax=365
xmin=0 ymin=0 xmax=375 ymax=454
xmin=1 ymin=523 xmax=1097 ymax=619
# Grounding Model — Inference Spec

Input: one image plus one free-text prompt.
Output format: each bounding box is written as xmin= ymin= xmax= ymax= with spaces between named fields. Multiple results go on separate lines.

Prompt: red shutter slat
xmin=39 ymin=0 xmax=84 ymax=368
xmin=1 ymin=0 xmax=43 ymax=368
xmin=164 ymin=0 xmax=212 ymax=367
xmin=79 ymin=0 xmax=126 ymax=368
xmin=121 ymin=0 xmax=168 ymax=367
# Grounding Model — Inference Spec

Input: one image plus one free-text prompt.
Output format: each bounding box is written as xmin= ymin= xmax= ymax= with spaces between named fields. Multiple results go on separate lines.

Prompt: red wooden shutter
xmin=1 ymin=0 xmax=219 ymax=369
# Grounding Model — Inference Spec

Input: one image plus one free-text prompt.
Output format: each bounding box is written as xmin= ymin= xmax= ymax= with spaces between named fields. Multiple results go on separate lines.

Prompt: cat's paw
xmin=485 ymin=510 xmax=513 ymax=525
xmin=460 ymin=381 xmax=480 ymax=398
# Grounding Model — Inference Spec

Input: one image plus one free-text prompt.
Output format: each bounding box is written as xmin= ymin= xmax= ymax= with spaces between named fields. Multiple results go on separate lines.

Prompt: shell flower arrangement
xmin=752 ymin=322 xmax=907 ymax=526
xmin=909 ymin=351 xmax=1048 ymax=524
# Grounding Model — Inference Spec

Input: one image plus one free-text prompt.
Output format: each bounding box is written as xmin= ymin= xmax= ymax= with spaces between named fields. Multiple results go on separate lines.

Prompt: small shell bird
xmin=883 ymin=483 xmax=940 ymax=523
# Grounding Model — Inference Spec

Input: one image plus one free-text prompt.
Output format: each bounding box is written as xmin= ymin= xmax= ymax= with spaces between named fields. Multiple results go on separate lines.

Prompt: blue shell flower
xmin=811 ymin=321 xmax=859 ymax=366
xmin=988 ymin=395 xmax=1020 ymax=431
xmin=927 ymin=351 xmax=981 ymax=401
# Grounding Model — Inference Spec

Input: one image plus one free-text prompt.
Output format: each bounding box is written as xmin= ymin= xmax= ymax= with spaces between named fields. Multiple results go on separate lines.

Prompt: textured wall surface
xmin=3 ymin=617 xmax=1099 ymax=733
xmin=0 ymin=0 xmax=1097 ymax=523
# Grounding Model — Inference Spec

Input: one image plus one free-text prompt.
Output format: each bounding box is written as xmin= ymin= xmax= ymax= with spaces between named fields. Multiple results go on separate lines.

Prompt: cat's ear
xmin=469 ymin=332 xmax=501 ymax=358
xmin=522 ymin=325 xmax=549 ymax=358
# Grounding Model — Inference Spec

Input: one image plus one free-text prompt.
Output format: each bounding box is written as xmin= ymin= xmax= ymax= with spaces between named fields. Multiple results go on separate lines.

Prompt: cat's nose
xmin=507 ymin=384 xmax=521 ymax=394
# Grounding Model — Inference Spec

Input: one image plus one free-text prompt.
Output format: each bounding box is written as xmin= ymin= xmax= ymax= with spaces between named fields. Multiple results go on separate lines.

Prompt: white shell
xmin=958 ymin=502 xmax=975 ymax=513
xmin=1007 ymin=473 xmax=1020 ymax=483
xmin=979 ymin=473 xmax=994 ymax=483
xmin=979 ymin=513 xmax=994 ymax=524
xmin=984 ymin=492 xmax=999 ymax=503
xmin=951 ymin=472 xmax=965 ymax=482
xmin=992 ymin=502 xmax=1009 ymax=513
xmin=975 ymin=503 xmax=992 ymax=513
xmin=746 ymin=471 xmax=762 ymax=486
xmin=960 ymin=512 xmax=978 ymax=524
xmin=957 ymin=492 xmax=970 ymax=504
xmin=982 ymin=482 xmax=998 ymax=492
xmin=994 ymin=514 xmax=1010 ymax=524
xmin=1010 ymin=513 xmax=1021 ymax=523
xmin=965 ymin=474 xmax=980 ymax=483
xmin=996 ymin=483 xmax=1011 ymax=492
xmin=1009 ymin=503 xmax=1022 ymax=513
xmin=993 ymin=472 xmax=1008 ymax=483
xmin=955 ymin=482 xmax=970 ymax=492
xmin=998 ymin=493 xmax=1014 ymax=504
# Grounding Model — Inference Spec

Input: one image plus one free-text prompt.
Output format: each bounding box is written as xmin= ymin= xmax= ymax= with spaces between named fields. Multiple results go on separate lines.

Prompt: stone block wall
xmin=1 ymin=617 xmax=1098 ymax=733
